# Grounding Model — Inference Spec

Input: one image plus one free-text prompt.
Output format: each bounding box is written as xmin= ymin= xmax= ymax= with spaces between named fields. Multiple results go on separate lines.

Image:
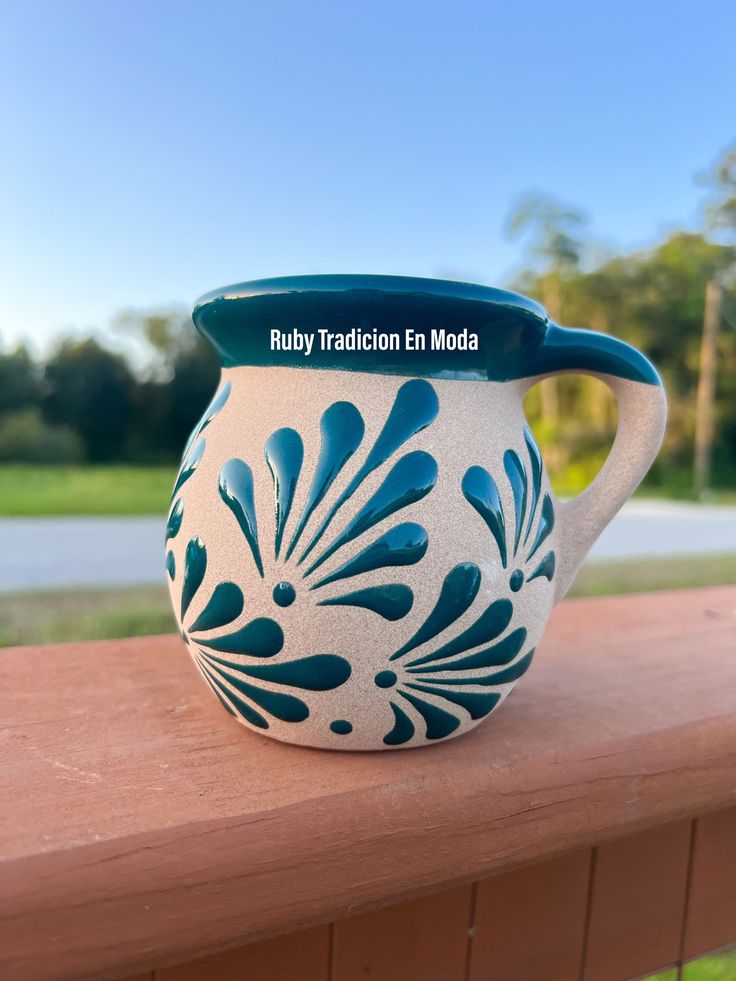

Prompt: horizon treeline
xmin=1 ymin=145 xmax=734 ymax=497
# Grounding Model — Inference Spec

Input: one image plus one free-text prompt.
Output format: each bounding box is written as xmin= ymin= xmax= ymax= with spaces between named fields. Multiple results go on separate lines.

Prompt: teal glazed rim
xmin=193 ymin=274 xmax=661 ymax=385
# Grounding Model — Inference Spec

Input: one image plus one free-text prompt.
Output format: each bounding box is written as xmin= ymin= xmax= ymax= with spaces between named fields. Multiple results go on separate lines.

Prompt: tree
xmin=117 ymin=307 xmax=220 ymax=460
xmin=699 ymin=143 xmax=736 ymax=236
xmin=508 ymin=226 xmax=736 ymax=494
xmin=505 ymin=193 xmax=589 ymax=467
xmin=693 ymin=144 xmax=736 ymax=494
xmin=114 ymin=306 xmax=192 ymax=379
xmin=505 ymin=191 xmax=588 ymax=316
xmin=573 ymin=233 xmax=734 ymax=482
xmin=43 ymin=339 xmax=136 ymax=462
xmin=0 ymin=343 xmax=42 ymax=416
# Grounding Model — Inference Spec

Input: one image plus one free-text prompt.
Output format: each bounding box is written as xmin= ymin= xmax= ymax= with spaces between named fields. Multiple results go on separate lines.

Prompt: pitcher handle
xmin=528 ymin=323 xmax=668 ymax=602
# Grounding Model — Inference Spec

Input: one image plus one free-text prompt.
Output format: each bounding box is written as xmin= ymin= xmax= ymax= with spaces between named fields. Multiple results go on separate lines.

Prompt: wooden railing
xmin=1 ymin=587 xmax=734 ymax=981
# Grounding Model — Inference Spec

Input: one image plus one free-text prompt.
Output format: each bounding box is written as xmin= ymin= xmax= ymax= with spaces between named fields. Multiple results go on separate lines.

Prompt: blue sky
xmin=2 ymin=0 xmax=733 ymax=349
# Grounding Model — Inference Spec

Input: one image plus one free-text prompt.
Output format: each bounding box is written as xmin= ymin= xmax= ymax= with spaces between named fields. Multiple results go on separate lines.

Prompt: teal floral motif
xmin=378 ymin=561 xmax=535 ymax=745
xmin=171 ymin=378 xmax=231 ymax=506
xmin=176 ymin=379 xmax=441 ymax=733
xmin=462 ymin=426 xmax=556 ymax=592
xmin=217 ymin=378 xmax=440 ymax=622
xmin=178 ymin=536 xmax=351 ymax=729
xmin=374 ymin=428 xmax=554 ymax=746
xmin=173 ymin=385 xmax=551 ymax=744
xmin=166 ymin=382 xmax=232 ymax=568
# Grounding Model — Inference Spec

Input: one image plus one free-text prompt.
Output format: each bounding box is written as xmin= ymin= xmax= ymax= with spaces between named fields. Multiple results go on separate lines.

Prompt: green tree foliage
xmin=505 ymin=191 xmax=588 ymax=278
xmin=0 ymin=409 xmax=83 ymax=463
xmin=0 ymin=146 xmax=733 ymax=494
xmin=519 ymin=231 xmax=736 ymax=492
xmin=699 ymin=142 xmax=736 ymax=237
xmin=0 ymin=344 xmax=42 ymax=415
xmin=43 ymin=339 xmax=136 ymax=462
xmin=117 ymin=307 xmax=220 ymax=460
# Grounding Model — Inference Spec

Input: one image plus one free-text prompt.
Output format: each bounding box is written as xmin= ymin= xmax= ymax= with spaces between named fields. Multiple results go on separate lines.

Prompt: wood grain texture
xmin=0 ymin=587 xmax=734 ymax=981
xmin=582 ymin=821 xmax=692 ymax=981
xmin=468 ymin=850 xmax=592 ymax=981
xmin=332 ymin=885 xmax=472 ymax=981
xmin=157 ymin=926 xmax=329 ymax=981
xmin=682 ymin=806 xmax=736 ymax=959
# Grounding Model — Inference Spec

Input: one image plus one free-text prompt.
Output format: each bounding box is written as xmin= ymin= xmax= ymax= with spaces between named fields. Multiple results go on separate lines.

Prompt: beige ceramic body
xmin=167 ymin=365 xmax=666 ymax=750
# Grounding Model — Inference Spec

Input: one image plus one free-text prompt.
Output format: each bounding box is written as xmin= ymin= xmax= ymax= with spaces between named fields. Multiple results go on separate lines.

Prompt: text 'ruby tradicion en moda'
xmin=270 ymin=327 xmax=479 ymax=357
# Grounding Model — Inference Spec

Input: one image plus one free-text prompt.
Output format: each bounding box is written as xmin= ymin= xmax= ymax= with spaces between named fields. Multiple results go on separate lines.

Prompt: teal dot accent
xmin=510 ymin=569 xmax=524 ymax=592
xmin=375 ymin=670 xmax=397 ymax=689
xmin=330 ymin=720 xmax=353 ymax=735
xmin=273 ymin=581 xmax=296 ymax=607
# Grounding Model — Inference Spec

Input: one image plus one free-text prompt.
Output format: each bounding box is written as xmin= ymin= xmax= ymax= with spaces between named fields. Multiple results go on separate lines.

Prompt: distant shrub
xmin=0 ymin=409 xmax=84 ymax=463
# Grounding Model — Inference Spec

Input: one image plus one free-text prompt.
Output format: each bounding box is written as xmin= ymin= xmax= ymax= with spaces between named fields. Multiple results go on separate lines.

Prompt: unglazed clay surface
xmin=166 ymin=367 xmax=560 ymax=750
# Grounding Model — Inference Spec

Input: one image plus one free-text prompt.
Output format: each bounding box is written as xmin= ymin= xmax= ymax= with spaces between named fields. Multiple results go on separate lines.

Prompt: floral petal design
xmin=317 ymin=584 xmax=414 ymax=621
xmin=219 ymin=459 xmax=264 ymax=578
xmin=526 ymin=495 xmax=555 ymax=562
xmin=188 ymin=581 xmax=244 ymax=633
xmin=166 ymin=498 xmax=184 ymax=541
xmin=200 ymin=656 xmax=308 ymax=722
xmin=377 ymin=430 xmax=553 ymax=746
xmin=418 ymin=648 xmax=535 ymax=687
xmin=523 ymin=427 xmax=543 ymax=545
xmin=285 ymin=401 xmax=365 ymax=561
xmin=172 ymin=438 xmax=205 ymax=498
xmin=194 ymin=616 xmax=284 ymax=657
xmin=170 ymin=383 xmax=231 ymax=529
xmin=172 ymin=384 xmax=444 ymax=740
xmin=527 ymin=551 xmax=555 ymax=584
xmin=265 ymin=428 xmax=304 ymax=559
xmin=305 ymin=450 xmax=437 ymax=576
xmin=462 ymin=425 xmax=556 ymax=591
xmin=203 ymin=651 xmax=351 ymax=690
xmin=404 ymin=683 xmax=500 ymax=720
xmin=299 ymin=379 xmax=439 ymax=563
xmin=406 ymin=598 xmax=513 ymax=668
xmin=165 ymin=380 xmax=552 ymax=745
xmin=462 ymin=466 xmax=507 ymax=568
xmin=182 ymin=382 xmax=231 ymax=457
xmin=200 ymin=664 xmax=268 ymax=727
xmin=181 ymin=537 xmax=206 ymax=620
xmin=200 ymin=671 xmax=237 ymax=717
xmin=308 ymin=522 xmax=429 ymax=590
xmin=503 ymin=449 xmax=527 ymax=555
xmin=397 ymin=690 xmax=460 ymax=740
xmin=391 ymin=563 xmax=481 ymax=661
xmin=383 ymin=700 xmax=416 ymax=746
xmin=166 ymin=550 xmax=176 ymax=581
xmin=408 ymin=626 xmax=526 ymax=674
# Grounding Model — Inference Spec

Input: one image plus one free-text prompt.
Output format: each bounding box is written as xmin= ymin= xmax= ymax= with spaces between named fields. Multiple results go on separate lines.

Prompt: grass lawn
xmin=0 ymin=465 xmax=734 ymax=516
xmin=0 ymin=584 xmax=174 ymax=647
xmin=0 ymin=554 xmax=732 ymax=649
xmin=569 ymin=553 xmax=736 ymax=597
xmin=0 ymin=465 xmax=175 ymax=515
xmin=648 ymin=946 xmax=736 ymax=979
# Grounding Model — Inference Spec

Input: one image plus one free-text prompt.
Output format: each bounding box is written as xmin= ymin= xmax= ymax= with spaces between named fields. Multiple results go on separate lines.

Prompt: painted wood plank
xmin=158 ymin=926 xmax=329 ymax=981
xmin=332 ymin=885 xmax=472 ymax=981
xmin=468 ymin=849 xmax=592 ymax=981
xmin=0 ymin=587 xmax=734 ymax=980
xmin=682 ymin=806 xmax=736 ymax=959
xmin=582 ymin=821 xmax=692 ymax=981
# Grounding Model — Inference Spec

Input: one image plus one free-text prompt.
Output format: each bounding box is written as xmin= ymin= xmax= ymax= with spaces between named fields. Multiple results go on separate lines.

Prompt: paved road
xmin=0 ymin=501 xmax=734 ymax=592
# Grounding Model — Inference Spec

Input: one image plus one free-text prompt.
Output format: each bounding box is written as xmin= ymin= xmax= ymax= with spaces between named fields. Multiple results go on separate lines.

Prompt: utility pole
xmin=693 ymin=279 xmax=723 ymax=497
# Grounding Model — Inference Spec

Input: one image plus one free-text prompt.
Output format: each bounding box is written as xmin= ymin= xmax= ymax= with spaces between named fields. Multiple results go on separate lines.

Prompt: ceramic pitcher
xmin=166 ymin=275 xmax=666 ymax=750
